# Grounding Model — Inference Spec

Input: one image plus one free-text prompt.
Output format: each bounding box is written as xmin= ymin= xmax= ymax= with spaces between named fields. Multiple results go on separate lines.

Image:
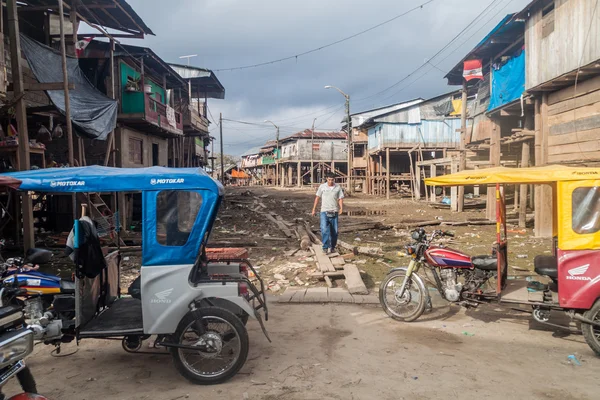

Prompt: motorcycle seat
xmin=534 ymin=255 xmax=558 ymax=279
xmin=471 ymin=255 xmax=497 ymax=271
xmin=60 ymin=279 xmax=76 ymax=294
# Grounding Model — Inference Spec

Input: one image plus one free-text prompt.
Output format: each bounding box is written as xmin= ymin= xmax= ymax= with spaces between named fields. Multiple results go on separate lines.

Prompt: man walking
xmin=312 ymin=173 xmax=344 ymax=254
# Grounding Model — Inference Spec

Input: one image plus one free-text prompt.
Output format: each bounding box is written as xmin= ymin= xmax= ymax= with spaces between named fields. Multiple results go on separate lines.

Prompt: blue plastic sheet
xmin=488 ymin=51 xmax=525 ymax=112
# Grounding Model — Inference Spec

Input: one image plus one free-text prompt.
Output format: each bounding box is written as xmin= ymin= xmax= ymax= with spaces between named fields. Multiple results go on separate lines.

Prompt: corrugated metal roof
xmin=280 ymin=130 xmax=346 ymax=142
xmin=18 ymin=0 xmax=153 ymax=36
xmin=350 ymin=98 xmax=425 ymax=128
xmin=168 ymin=64 xmax=225 ymax=100
xmin=368 ymin=119 xmax=461 ymax=152
xmin=241 ymin=146 xmax=263 ymax=157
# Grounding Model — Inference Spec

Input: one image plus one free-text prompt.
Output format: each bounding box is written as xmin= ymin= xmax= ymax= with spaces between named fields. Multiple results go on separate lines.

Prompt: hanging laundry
xmin=463 ymin=59 xmax=484 ymax=81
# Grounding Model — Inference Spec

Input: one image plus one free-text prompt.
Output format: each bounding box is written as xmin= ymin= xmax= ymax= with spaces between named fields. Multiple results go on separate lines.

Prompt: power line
xmin=354 ymin=0 xmax=502 ymax=104
xmin=361 ymin=0 xmax=513 ymax=109
xmin=213 ymin=0 xmax=435 ymax=72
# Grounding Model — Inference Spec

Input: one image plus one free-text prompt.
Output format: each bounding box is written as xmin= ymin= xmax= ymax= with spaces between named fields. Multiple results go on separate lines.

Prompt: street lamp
xmin=324 ymin=85 xmax=352 ymax=193
xmin=311 ymin=117 xmax=317 ymax=186
xmin=264 ymin=120 xmax=280 ymax=187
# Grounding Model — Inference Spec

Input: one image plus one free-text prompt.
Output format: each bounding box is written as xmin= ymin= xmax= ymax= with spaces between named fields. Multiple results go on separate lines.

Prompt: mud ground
xmin=5 ymin=187 xmax=593 ymax=400
xmin=209 ymin=187 xmax=550 ymax=294
xmin=6 ymin=299 xmax=598 ymax=400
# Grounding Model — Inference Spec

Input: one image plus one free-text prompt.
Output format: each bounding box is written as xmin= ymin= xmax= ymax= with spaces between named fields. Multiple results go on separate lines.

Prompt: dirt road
xmin=6 ymin=299 xmax=597 ymax=400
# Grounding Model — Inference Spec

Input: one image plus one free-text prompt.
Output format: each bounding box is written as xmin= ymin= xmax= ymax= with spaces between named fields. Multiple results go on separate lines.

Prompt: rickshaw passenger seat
xmin=471 ymin=255 xmax=497 ymax=270
xmin=534 ymin=255 xmax=558 ymax=279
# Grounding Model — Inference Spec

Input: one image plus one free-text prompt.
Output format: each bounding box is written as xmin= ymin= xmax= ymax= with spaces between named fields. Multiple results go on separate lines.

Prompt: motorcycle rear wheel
xmin=379 ymin=269 xmax=427 ymax=322
xmin=581 ymin=299 xmax=600 ymax=356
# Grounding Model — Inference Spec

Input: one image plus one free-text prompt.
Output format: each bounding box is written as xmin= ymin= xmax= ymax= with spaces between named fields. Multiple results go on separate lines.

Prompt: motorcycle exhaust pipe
xmin=573 ymin=313 xmax=600 ymax=328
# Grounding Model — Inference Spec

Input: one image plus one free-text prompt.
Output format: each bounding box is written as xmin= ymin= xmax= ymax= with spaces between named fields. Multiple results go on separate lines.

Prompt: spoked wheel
xmin=379 ymin=269 xmax=427 ymax=322
xmin=581 ymin=299 xmax=600 ymax=356
xmin=171 ymin=307 xmax=249 ymax=385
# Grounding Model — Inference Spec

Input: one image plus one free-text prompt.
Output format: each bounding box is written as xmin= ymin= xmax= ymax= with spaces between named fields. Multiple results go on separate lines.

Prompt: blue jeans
xmin=320 ymin=212 xmax=339 ymax=251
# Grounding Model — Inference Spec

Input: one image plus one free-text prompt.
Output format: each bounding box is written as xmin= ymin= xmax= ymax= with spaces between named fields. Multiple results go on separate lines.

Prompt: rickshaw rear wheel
xmin=581 ymin=299 xmax=600 ymax=356
xmin=171 ymin=307 xmax=249 ymax=385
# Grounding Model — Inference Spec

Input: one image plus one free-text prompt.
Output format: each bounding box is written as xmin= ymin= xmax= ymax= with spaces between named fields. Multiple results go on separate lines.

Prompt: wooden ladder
xmin=78 ymin=193 xmax=125 ymax=246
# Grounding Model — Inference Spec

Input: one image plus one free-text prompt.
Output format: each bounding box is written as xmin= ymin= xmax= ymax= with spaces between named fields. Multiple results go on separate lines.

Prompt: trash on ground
xmin=567 ymin=355 xmax=582 ymax=366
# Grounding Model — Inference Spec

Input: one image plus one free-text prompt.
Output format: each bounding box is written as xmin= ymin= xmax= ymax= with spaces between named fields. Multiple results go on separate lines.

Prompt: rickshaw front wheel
xmin=581 ymin=299 xmax=600 ymax=356
xmin=171 ymin=307 xmax=249 ymax=385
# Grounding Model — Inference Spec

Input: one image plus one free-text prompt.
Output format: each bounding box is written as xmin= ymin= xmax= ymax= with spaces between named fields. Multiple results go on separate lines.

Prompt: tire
xmin=16 ymin=366 xmax=37 ymax=394
xmin=171 ymin=307 xmax=249 ymax=385
xmin=379 ymin=269 xmax=427 ymax=322
xmin=581 ymin=299 xmax=600 ymax=356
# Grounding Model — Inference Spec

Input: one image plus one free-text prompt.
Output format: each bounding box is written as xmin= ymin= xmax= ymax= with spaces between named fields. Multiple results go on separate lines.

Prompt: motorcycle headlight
xmin=411 ymin=231 xmax=421 ymax=241
xmin=0 ymin=329 xmax=33 ymax=369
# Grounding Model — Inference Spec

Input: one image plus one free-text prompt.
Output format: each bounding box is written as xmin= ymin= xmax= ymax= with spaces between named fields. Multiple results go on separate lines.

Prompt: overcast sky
xmin=125 ymin=0 xmax=531 ymax=156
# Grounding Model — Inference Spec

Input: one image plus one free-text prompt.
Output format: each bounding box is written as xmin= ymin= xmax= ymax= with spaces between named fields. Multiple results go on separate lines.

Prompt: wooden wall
xmin=547 ymin=75 xmax=600 ymax=163
xmin=526 ymin=0 xmax=600 ymax=89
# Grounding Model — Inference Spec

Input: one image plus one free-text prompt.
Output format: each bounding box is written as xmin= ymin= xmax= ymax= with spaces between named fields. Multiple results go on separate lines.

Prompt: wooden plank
xmin=263 ymin=213 xmax=294 ymax=238
xmin=548 ymin=127 xmax=600 ymax=146
xmin=312 ymin=244 xmax=336 ymax=272
xmin=548 ymin=75 xmax=600 ymax=105
xmin=324 ymin=276 xmax=333 ymax=288
xmin=343 ymin=264 xmax=368 ymax=295
xmin=310 ymin=271 xmax=345 ymax=278
xmin=548 ymin=100 xmax=600 ymax=126
xmin=331 ymin=257 xmax=345 ymax=267
xmin=549 ymin=113 xmax=600 ymax=136
xmin=548 ymin=89 xmax=600 ymax=116
xmin=548 ymin=138 xmax=600 ymax=155
xmin=548 ymin=151 xmax=600 ymax=163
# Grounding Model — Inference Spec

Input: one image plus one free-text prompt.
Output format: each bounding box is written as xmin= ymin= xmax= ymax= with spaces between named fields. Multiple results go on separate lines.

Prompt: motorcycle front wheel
xmin=379 ymin=269 xmax=427 ymax=322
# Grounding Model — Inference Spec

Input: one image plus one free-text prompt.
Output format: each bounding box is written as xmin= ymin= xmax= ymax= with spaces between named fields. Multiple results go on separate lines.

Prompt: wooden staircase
xmin=78 ymin=193 xmax=125 ymax=246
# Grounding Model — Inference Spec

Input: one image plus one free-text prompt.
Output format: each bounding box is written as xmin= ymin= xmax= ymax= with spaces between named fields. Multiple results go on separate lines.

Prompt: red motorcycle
xmin=379 ymin=228 xmax=499 ymax=321
xmin=380 ymin=173 xmax=600 ymax=356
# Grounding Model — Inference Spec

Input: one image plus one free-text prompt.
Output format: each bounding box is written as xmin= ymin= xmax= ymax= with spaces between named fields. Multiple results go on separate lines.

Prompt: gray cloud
xmin=125 ymin=0 xmax=531 ymax=155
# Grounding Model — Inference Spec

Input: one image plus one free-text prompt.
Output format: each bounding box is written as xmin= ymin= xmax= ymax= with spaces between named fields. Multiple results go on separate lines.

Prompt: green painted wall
xmin=120 ymin=61 xmax=166 ymax=114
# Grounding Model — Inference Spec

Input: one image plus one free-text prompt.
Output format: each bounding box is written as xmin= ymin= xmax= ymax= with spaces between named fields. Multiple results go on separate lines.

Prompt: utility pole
xmin=458 ymin=80 xmax=468 ymax=212
xmin=325 ymin=85 xmax=352 ymax=193
xmin=7 ymin=0 xmax=34 ymax=250
xmin=345 ymin=95 xmax=353 ymax=194
xmin=211 ymin=137 xmax=215 ymax=178
xmin=264 ymin=120 xmax=280 ymax=187
xmin=311 ymin=117 xmax=317 ymax=186
xmin=219 ymin=113 xmax=224 ymax=184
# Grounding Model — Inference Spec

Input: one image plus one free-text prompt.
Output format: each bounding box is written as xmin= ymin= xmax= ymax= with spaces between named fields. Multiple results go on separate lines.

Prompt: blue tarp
xmin=5 ymin=166 xmax=223 ymax=195
xmin=488 ymin=50 xmax=525 ymax=111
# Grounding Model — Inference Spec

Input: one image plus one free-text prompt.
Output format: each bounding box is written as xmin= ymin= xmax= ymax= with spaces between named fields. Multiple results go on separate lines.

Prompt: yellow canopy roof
xmin=425 ymin=165 xmax=600 ymax=186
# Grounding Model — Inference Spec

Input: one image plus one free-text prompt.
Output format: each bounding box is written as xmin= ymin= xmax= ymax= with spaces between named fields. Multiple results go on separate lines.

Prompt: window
xmin=542 ymin=2 xmax=555 ymax=38
xmin=152 ymin=143 xmax=159 ymax=166
xmin=129 ymin=138 xmax=143 ymax=165
xmin=156 ymin=191 xmax=203 ymax=246
xmin=572 ymin=187 xmax=600 ymax=234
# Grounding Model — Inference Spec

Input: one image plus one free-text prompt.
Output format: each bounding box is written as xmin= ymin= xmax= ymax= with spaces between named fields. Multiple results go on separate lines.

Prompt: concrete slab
xmin=302 ymin=291 xmax=323 ymax=303
xmin=278 ymin=287 xmax=303 ymax=303
xmin=287 ymin=289 xmax=307 ymax=303
xmin=352 ymin=295 xmax=379 ymax=304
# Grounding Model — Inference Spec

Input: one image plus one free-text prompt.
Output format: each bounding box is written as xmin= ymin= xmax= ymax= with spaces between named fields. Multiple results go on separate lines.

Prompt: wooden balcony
xmin=182 ymin=102 xmax=209 ymax=135
xmin=118 ymin=93 xmax=184 ymax=137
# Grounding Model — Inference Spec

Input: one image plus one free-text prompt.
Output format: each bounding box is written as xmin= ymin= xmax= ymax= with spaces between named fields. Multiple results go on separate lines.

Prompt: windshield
xmin=572 ymin=187 xmax=600 ymax=234
xmin=156 ymin=190 xmax=203 ymax=246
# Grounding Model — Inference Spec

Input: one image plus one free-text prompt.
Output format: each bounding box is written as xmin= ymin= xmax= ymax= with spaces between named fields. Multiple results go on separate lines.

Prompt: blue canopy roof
xmin=5 ymin=166 xmax=224 ymax=195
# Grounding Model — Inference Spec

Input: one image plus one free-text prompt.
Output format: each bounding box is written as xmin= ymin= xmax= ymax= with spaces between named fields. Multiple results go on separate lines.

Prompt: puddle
xmin=345 ymin=210 xmax=387 ymax=216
